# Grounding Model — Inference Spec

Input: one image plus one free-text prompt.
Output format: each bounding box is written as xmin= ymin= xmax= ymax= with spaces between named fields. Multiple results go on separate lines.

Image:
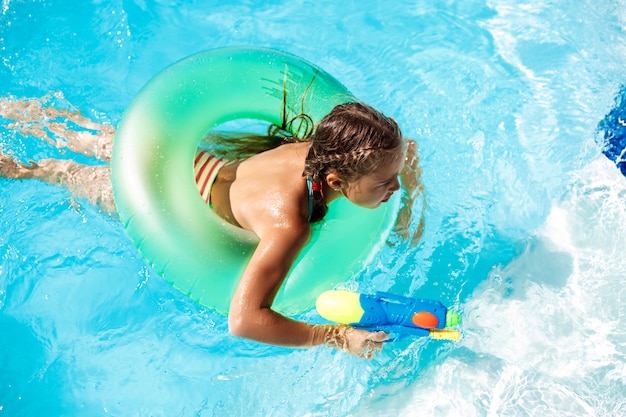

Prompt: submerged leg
xmin=0 ymin=153 xmax=115 ymax=214
xmin=0 ymin=94 xmax=115 ymax=162
xmin=1 ymin=94 xmax=117 ymax=213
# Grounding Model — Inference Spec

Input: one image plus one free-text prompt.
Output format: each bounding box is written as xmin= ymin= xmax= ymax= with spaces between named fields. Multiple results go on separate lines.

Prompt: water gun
xmin=316 ymin=290 xmax=461 ymax=341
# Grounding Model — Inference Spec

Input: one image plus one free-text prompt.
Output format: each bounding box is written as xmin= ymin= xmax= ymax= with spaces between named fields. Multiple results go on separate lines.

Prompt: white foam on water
xmin=357 ymin=157 xmax=626 ymax=417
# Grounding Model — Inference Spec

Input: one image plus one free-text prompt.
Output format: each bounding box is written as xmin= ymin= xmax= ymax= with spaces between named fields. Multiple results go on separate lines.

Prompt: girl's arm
xmin=228 ymin=223 xmax=388 ymax=358
xmin=394 ymin=139 xmax=426 ymax=245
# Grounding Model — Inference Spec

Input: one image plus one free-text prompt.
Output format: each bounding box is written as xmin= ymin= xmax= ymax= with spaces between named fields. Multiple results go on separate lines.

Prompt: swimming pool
xmin=1 ymin=0 xmax=625 ymax=416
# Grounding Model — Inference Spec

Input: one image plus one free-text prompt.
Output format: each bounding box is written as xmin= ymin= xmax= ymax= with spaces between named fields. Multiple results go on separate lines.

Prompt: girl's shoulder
xmin=237 ymin=141 xmax=309 ymax=180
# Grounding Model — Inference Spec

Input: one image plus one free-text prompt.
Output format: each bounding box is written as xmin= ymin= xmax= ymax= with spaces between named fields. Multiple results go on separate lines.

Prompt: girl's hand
xmin=395 ymin=138 xmax=425 ymax=245
xmin=323 ymin=325 xmax=389 ymax=359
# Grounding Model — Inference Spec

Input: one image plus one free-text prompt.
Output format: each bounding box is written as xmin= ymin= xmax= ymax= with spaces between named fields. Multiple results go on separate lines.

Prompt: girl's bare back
xmin=211 ymin=142 xmax=312 ymax=236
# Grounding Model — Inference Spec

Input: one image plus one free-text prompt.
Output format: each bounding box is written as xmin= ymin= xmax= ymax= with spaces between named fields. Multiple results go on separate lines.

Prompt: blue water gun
xmin=316 ymin=290 xmax=461 ymax=341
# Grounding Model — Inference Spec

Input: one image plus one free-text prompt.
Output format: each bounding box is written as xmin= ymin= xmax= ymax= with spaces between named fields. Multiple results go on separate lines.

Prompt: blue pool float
xmin=597 ymin=85 xmax=626 ymax=177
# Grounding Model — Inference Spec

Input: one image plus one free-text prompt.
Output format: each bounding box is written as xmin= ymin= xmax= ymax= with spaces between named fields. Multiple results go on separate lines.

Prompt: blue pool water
xmin=1 ymin=1 xmax=626 ymax=416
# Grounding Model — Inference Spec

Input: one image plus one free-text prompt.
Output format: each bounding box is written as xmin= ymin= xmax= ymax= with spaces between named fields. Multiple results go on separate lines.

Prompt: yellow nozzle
xmin=429 ymin=329 xmax=461 ymax=341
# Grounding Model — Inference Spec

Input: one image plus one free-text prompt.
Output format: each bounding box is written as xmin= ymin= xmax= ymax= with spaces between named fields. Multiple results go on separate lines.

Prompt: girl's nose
xmin=390 ymin=177 xmax=400 ymax=192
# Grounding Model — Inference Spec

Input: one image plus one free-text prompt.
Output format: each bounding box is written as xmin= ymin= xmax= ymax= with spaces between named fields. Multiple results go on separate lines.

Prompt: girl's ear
xmin=325 ymin=170 xmax=346 ymax=191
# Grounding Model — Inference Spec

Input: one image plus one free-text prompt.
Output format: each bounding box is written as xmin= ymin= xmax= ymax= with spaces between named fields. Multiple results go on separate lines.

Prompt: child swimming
xmin=0 ymin=96 xmax=421 ymax=359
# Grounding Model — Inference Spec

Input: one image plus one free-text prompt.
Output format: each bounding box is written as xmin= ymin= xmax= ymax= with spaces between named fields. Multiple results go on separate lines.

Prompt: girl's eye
xmin=379 ymin=176 xmax=400 ymax=188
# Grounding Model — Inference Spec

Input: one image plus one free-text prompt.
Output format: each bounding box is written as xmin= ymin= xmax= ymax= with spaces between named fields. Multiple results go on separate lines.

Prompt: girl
xmin=1 ymin=97 xmax=420 ymax=359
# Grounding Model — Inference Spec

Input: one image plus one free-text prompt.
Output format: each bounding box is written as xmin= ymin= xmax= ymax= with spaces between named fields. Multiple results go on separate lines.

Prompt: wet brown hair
xmin=204 ymin=102 xmax=403 ymax=222
xmin=303 ymin=102 xmax=404 ymax=221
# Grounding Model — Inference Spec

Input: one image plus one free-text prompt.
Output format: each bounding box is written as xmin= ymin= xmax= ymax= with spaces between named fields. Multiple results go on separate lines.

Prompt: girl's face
xmin=343 ymin=148 xmax=405 ymax=209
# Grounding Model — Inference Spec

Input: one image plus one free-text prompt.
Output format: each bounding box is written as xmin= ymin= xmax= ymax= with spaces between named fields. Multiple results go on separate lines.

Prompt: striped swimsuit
xmin=193 ymin=149 xmax=316 ymax=221
xmin=194 ymin=150 xmax=228 ymax=204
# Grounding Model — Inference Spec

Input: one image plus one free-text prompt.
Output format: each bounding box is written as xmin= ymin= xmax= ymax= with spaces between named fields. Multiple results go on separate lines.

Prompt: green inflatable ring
xmin=111 ymin=46 xmax=400 ymax=315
